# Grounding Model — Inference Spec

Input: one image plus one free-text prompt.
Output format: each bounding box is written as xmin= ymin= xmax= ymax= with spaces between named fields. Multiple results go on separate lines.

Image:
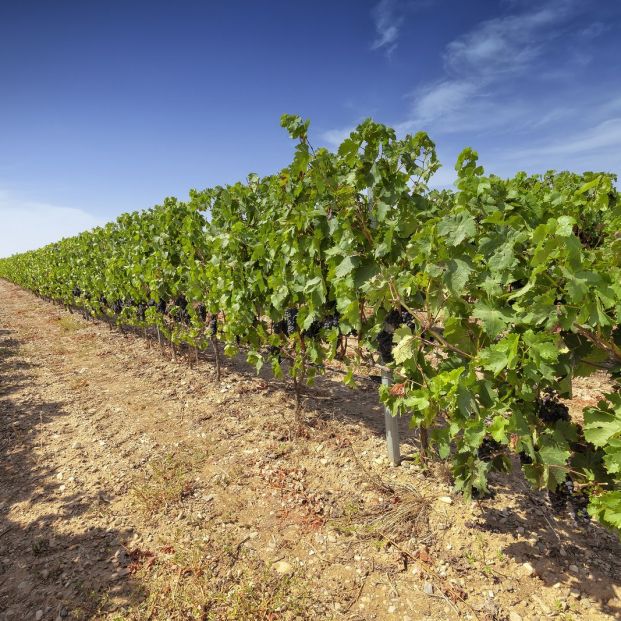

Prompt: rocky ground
xmin=0 ymin=279 xmax=619 ymax=621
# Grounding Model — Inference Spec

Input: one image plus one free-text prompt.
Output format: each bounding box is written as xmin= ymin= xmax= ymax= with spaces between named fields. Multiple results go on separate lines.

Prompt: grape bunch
xmin=519 ymin=451 xmax=533 ymax=466
xmin=72 ymin=286 xmax=81 ymax=298
xmin=208 ymin=315 xmax=218 ymax=337
xmin=284 ymin=307 xmax=298 ymax=335
xmin=303 ymin=320 xmax=322 ymax=339
xmin=136 ymin=302 xmax=147 ymax=322
xmin=376 ymin=329 xmax=393 ymax=363
xmin=268 ymin=344 xmax=282 ymax=362
xmin=272 ymin=319 xmax=287 ymax=335
xmin=477 ymin=437 xmax=503 ymax=462
xmin=536 ymin=390 xmax=570 ymax=424
xmin=302 ymin=310 xmax=340 ymax=339
xmin=197 ymin=303 xmax=207 ymax=322
xmin=322 ymin=312 xmax=340 ymax=330
xmin=375 ymin=306 xmax=417 ymax=363
xmin=548 ymin=478 xmax=590 ymax=522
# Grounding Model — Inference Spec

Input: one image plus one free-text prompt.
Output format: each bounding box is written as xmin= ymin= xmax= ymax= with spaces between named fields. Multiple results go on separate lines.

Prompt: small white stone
xmin=522 ymin=562 xmax=535 ymax=576
xmin=272 ymin=560 xmax=294 ymax=575
xmin=508 ymin=612 xmax=522 ymax=621
xmin=35 ymin=611 xmax=44 ymax=621
xmin=569 ymin=564 xmax=580 ymax=573
xmin=438 ymin=496 xmax=453 ymax=504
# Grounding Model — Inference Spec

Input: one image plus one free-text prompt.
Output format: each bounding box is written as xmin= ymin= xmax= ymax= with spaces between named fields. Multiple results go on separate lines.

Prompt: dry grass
xmin=365 ymin=481 xmax=431 ymax=543
xmin=131 ymin=451 xmax=204 ymax=515
xmin=107 ymin=538 xmax=312 ymax=621
xmin=58 ymin=316 xmax=84 ymax=332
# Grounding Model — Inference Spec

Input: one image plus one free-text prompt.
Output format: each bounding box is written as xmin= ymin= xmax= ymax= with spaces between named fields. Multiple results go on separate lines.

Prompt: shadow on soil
xmin=0 ymin=327 xmax=143 ymax=620
xmin=470 ymin=470 xmax=621 ymax=616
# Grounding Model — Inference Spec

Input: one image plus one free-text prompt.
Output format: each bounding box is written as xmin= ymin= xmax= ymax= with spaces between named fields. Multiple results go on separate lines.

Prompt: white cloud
xmin=0 ymin=192 xmax=106 ymax=258
xmin=371 ymin=0 xmax=434 ymax=56
xmin=404 ymin=0 xmax=582 ymax=131
xmin=579 ymin=22 xmax=607 ymax=39
xmin=444 ymin=0 xmax=574 ymax=77
xmin=408 ymin=80 xmax=478 ymax=125
xmin=371 ymin=0 xmax=403 ymax=55
xmin=510 ymin=118 xmax=621 ymax=159
xmin=319 ymin=125 xmax=355 ymax=149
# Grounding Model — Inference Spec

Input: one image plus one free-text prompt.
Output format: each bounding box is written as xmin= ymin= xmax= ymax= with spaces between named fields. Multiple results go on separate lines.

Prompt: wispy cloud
xmin=371 ymin=0 xmax=404 ymax=56
xmin=444 ymin=0 xmax=575 ymax=78
xmin=511 ymin=118 xmax=621 ymax=159
xmin=403 ymin=0 xmax=586 ymax=133
xmin=0 ymin=191 xmax=106 ymax=258
xmin=320 ymin=125 xmax=355 ymax=149
xmin=371 ymin=0 xmax=434 ymax=56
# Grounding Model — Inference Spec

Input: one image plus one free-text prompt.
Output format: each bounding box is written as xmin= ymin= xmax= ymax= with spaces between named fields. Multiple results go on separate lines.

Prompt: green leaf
xmin=478 ymin=334 xmax=519 ymax=376
xmin=584 ymin=394 xmax=621 ymax=447
xmin=335 ymin=256 xmax=359 ymax=279
xmin=472 ymin=302 xmax=512 ymax=339
xmin=393 ymin=334 xmax=416 ymax=364
xmin=445 ymin=257 xmax=473 ymax=295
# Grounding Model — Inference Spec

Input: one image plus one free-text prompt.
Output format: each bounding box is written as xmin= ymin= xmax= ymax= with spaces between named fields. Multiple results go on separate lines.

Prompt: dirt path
xmin=0 ymin=279 xmax=620 ymax=621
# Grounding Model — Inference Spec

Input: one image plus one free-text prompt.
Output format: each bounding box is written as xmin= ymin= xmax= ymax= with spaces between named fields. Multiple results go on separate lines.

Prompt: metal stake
xmin=381 ymin=367 xmax=401 ymax=466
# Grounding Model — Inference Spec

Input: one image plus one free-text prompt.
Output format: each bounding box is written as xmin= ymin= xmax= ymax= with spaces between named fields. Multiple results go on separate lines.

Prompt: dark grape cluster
xmin=208 ymin=315 xmax=218 ymax=336
xmin=478 ymin=438 xmax=503 ymax=462
xmin=302 ymin=310 xmax=340 ymax=339
xmin=548 ymin=478 xmax=590 ymax=521
xmin=272 ymin=319 xmax=287 ymax=335
xmin=303 ymin=320 xmax=322 ymax=339
xmin=72 ymin=286 xmax=81 ymax=298
xmin=268 ymin=344 xmax=282 ymax=362
xmin=374 ymin=306 xmax=417 ymax=363
xmin=376 ymin=329 xmax=393 ymax=363
xmin=384 ymin=307 xmax=416 ymax=331
xmin=284 ymin=307 xmax=298 ymax=335
xmin=136 ymin=302 xmax=147 ymax=322
xmin=322 ymin=312 xmax=340 ymax=330
xmin=536 ymin=391 xmax=570 ymax=424
xmin=197 ymin=303 xmax=207 ymax=322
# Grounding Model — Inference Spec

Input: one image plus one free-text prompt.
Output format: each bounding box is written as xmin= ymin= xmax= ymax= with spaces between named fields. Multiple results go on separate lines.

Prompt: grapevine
xmin=0 ymin=115 xmax=620 ymax=537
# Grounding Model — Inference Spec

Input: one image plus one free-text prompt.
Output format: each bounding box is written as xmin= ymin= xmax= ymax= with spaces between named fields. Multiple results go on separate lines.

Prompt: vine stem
xmin=211 ymin=336 xmax=221 ymax=381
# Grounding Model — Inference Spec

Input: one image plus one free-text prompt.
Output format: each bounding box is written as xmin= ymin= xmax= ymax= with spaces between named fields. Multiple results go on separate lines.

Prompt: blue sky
xmin=1 ymin=0 xmax=620 ymax=256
